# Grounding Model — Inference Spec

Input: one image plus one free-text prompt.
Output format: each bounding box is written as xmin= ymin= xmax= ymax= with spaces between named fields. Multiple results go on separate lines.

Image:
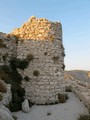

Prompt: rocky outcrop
xmin=0 ymin=104 xmax=14 ymax=120
xmin=0 ymin=80 xmax=12 ymax=105
xmin=64 ymin=71 xmax=90 ymax=112
xmin=22 ymin=99 xmax=30 ymax=113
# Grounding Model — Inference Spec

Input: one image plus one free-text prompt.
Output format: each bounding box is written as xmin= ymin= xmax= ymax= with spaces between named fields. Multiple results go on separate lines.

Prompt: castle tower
xmin=11 ymin=16 xmax=65 ymax=104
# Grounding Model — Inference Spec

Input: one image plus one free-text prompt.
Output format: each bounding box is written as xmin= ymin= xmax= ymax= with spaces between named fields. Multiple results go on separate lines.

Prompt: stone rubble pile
xmin=65 ymin=79 xmax=90 ymax=112
xmin=11 ymin=16 xmax=61 ymax=41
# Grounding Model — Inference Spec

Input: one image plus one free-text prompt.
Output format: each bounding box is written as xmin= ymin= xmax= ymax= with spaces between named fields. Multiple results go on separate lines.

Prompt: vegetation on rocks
xmin=78 ymin=114 xmax=90 ymax=120
xmin=0 ymin=94 xmax=3 ymax=101
xmin=0 ymin=81 xmax=7 ymax=93
xmin=33 ymin=70 xmax=40 ymax=76
xmin=58 ymin=93 xmax=68 ymax=103
xmin=0 ymin=39 xmax=7 ymax=48
xmin=0 ymin=57 xmax=30 ymax=111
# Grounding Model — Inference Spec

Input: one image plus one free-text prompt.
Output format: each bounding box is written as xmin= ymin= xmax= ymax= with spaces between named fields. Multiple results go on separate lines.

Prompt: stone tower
xmin=11 ymin=16 xmax=65 ymax=104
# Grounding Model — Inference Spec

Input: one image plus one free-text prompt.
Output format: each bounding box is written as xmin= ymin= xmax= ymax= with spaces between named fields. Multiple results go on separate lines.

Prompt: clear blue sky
xmin=0 ymin=0 xmax=90 ymax=70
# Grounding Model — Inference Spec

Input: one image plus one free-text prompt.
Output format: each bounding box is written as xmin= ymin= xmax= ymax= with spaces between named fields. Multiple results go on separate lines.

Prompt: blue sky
xmin=0 ymin=0 xmax=90 ymax=70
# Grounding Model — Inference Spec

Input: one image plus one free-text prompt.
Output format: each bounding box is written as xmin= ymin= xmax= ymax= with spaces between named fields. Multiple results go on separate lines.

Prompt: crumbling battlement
xmin=11 ymin=16 xmax=62 ymax=41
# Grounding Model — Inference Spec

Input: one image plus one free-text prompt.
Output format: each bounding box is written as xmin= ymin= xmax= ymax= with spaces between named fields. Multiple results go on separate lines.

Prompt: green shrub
xmin=2 ymin=53 xmax=8 ymax=61
xmin=33 ymin=70 xmax=40 ymax=76
xmin=0 ymin=58 xmax=25 ymax=112
xmin=65 ymin=86 xmax=72 ymax=92
xmin=7 ymin=101 xmax=22 ymax=112
xmin=17 ymin=87 xmax=25 ymax=97
xmin=58 ymin=93 xmax=68 ymax=103
xmin=0 ymin=94 xmax=3 ymax=101
xmin=0 ymin=39 xmax=7 ymax=48
xmin=24 ymin=76 xmax=30 ymax=81
xmin=62 ymin=64 xmax=65 ymax=70
xmin=12 ymin=115 xmax=17 ymax=120
xmin=1 ymin=65 xmax=11 ymax=74
xmin=0 ymin=81 xmax=7 ymax=93
xmin=44 ymin=52 xmax=48 ymax=55
xmin=10 ymin=58 xmax=29 ymax=70
xmin=61 ymin=52 xmax=65 ymax=57
xmin=53 ymin=56 xmax=59 ymax=61
xmin=17 ymin=59 xmax=29 ymax=70
xmin=8 ymin=87 xmax=24 ymax=112
xmin=78 ymin=114 xmax=90 ymax=120
xmin=27 ymin=54 xmax=34 ymax=61
xmin=47 ymin=112 xmax=51 ymax=116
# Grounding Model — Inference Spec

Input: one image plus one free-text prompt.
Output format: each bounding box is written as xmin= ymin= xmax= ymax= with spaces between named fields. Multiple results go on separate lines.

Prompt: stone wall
xmin=15 ymin=16 xmax=65 ymax=104
xmin=17 ymin=39 xmax=65 ymax=104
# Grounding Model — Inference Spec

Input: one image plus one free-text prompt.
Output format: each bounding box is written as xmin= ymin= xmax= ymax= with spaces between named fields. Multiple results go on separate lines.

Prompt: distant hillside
xmin=64 ymin=70 xmax=90 ymax=83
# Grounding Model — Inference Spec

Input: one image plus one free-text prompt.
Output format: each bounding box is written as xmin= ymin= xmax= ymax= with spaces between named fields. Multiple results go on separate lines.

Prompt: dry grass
xmin=0 ymin=39 xmax=7 ymax=48
xmin=0 ymin=81 xmax=7 ymax=93
xmin=58 ymin=93 xmax=68 ymax=103
xmin=78 ymin=114 xmax=90 ymax=120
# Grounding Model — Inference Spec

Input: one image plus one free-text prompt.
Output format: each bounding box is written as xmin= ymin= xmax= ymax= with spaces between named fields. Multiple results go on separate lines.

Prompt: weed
xmin=58 ymin=93 xmax=68 ymax=103
xmin=47 ymin=112 xmax=51 ymax=116
xmin=0 ymin=94 xmax=3 ymax=101
xmin=33 ymin=70 xmax=40 ymax=76
xmin=78 ymin=114 xmax=90 ymax=120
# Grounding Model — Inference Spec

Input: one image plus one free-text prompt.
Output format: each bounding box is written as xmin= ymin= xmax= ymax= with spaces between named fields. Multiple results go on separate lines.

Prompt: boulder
xmin=0 ymin=104 xmax=14 ymax=120
xmin=22 ymin=99 xmax=30 ymax=113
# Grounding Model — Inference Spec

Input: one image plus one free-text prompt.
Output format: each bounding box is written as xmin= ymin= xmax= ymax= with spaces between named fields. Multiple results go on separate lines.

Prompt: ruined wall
xmin=11 ymin=16 xmax=62 ymax=41
xmin=0 ymin=16 xmax=65 ymax=104
xmin=15 ymin=16 xmax=65 ymax=104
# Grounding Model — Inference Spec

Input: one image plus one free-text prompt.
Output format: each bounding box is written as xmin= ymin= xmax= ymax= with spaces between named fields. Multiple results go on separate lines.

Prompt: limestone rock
xmin=0 ymin=104 xmax=14 ymax=120
xmin=0 ymin=81 xmax=12 ymax=105
xmin=11 ymin=16 xmax=61 ymax=41
xmin=22 ymin=99 xmax=30 ymax=113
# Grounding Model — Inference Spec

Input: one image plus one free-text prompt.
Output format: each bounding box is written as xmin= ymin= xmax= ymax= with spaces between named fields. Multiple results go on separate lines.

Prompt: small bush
xmin=24 ymin=76 xmax=30 ymax=81
xmin=17 ymin=59 xmax=29 ymax=70
xmin=78 ymin=114 xmax=90 ymax=120
xmin=44 ymin=52 xmax=48 ymax=56
xmin=17 ymin=87 xmax=25 ymax=97
xmin=2 ymin=65 xmax=11 ymax=74
xmin=0 ymin=58 xmax=25 ymax=112
xmin=61 ymin=52 xmax=65 ymax=57
xmin=62 ymin=64 xmax=65 ymax=70
xmin=27 ymin=54 xmax=34 ymax=61
xmin=53 ymin=56 xmax=59 ymax=61
xmin=0 ymin=81 xmax=7 ymax=93
xmin=47 ymin=112 xmax=51 ymax=116
xmin=0 ymin=39 xmax=7 ymax=48
xmin=0 ymin=94 xmax=3 ymax=101
xmin=28 ymin=100 xmax=35 ymax=107
xmin=3 ymin=54 xmax=8 ymax=61
xmin=7 ymin=101 xmax=22 ymax=112
xmin=10 ymin=58 xmax=29 ymax=70
xmin=65 ymin=86 xmax=72 ymax=92
xmin=33 ymin=70 xmax=40 ymax=76
xmin=12 ymin=115 xmax=17 ymax=120
xmin=58 ymin=93 xmax=68 ymax=103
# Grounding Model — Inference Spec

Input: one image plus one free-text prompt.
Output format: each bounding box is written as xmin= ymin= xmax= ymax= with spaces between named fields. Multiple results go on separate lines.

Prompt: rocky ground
xmin=12 ymin=93 xmax=89 ymax=120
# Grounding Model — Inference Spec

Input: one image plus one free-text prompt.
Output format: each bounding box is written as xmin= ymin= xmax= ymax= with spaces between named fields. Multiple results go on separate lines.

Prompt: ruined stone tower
xmin=1 ymin=16 xmax=65 ymax=104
